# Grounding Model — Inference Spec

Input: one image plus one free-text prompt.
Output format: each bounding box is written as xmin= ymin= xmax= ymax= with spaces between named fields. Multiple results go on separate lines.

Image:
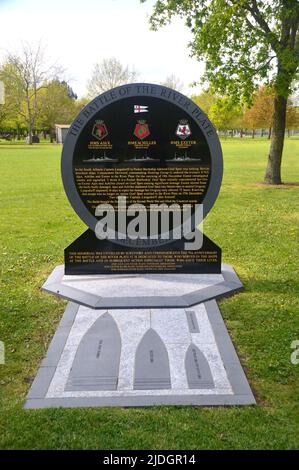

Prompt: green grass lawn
xmin=0 ymin=139 xmax=298 ymax=449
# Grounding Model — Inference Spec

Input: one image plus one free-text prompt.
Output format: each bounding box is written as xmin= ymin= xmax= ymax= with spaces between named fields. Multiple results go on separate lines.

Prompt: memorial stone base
xmin=25 ymin=265 xmax=255 ymax=408
xmin=42 ymin=263 xmax=243 ymax=309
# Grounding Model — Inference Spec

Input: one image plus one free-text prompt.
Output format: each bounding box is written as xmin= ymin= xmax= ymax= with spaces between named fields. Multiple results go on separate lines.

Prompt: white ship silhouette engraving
xmin=166 ymin=152 xmax=201 ymax=163
xmin=83 ymin=152 xmax=118 ymax=163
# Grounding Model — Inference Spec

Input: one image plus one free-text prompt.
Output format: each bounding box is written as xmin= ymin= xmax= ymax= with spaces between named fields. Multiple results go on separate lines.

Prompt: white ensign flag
xmin=134 ymin=105 xmax=148 ymax=113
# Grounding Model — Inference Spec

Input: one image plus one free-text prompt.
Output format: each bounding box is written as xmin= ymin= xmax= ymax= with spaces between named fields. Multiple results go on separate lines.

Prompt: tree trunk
xmin=240 ymin=128 xmax=243 ymax=138
xmin=268 ymin=127 xmax=272 ymax=139
xmin=27 ymin=122 xmax=33 ymax=145
xmin=252 ymin=129 xmax=255 ymax=138
xmin=264 ymin=94 xmax=287 ymax=184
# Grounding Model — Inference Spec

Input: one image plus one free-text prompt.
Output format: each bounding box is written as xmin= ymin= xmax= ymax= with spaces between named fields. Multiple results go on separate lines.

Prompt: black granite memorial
xmin=61 ymin=83 xmax=223 ymax=275
xmin=25 ymin=84 xmax=255 ymax=409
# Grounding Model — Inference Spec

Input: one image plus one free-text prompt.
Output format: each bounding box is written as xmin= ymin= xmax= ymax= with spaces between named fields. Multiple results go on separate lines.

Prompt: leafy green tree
xmin=0 ymin=64 xmax=27 ymax=138
xmin=142 ymin=0 xmax=299 ymax=184
xmin=191 ymin=90 xmax=217 ymax=115
xmin=37 ymin=80 xmax=78 ymax=141
xmin=209 ymin=96 xmax=243 ymax=135
xmin=74 ymin=96 xmax=90 ymax=114
xmin=243 ymin=85 xmax=274 ymax=137
xmin=286 ymin=98 xmax=299 ymax=134
xmin=0 ymin=42 xmax=62 ymax=144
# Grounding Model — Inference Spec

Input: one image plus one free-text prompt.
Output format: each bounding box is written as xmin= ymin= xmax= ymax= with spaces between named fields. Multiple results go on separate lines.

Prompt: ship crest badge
xmin=134 ymin=120 xmax=150 ymax=140
xmin=176 ymin=119 xmax=191 ymax=140
xmin=92 ymin=120 xmax=108 ymax=141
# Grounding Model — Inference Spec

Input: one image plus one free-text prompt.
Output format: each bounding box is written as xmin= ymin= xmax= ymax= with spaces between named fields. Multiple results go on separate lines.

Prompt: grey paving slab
xmin=25 ymin=296 xmax=256 ymax=408
xmin=206 ymin=300 xmax=255 ymax=398
xmin=185 ymin=343 xmax=215 ymax=389
xmin=134 ymin=329 xmax=171 ymax=390
xmin=42 ymin=263 xmax=243 ymax=309
xmin=205 ymin=300 xmax=243 ymax=365
xmin=41 ymin=302 xmax=79 ymax=367
xmin=26 ymin=367 xmax=57 ymax=399
xmin=65 ymin=312 xmax=121 ymax=391
xmin=186 ymin=310 xmax=200 ymax=333
xmin=25 ymin=393 xmax=256 ymax=409
xmin=225 ymin=363 xmax=255 ymax=396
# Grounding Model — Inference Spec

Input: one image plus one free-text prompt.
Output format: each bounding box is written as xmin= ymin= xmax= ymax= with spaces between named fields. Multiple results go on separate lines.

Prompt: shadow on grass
xmin=254 ymin=182 xmax=299 ymax=188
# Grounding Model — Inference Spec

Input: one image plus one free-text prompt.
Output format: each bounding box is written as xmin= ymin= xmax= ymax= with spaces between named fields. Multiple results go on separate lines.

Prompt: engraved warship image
xmin=126 ymin=154 xmax=159 ymax=162
xmin=83 ymin=153 xmax=118 ymax=163
xmin=65 ymin=312 xmax=121 ymax=392
xmin=166 ymin=152 xmax=201 ymax=163
xmin=134 ymin=328 xmax=171 ymax=390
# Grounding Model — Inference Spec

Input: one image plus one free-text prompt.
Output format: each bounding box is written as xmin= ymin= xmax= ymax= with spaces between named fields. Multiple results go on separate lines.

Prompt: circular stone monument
xmin=59 ymin=83 xmax=225 ymax=275
xmin=61 ymin=83 xmax=223 ymax=239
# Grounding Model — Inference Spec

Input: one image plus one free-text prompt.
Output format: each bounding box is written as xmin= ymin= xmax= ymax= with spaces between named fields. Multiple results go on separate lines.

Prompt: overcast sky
xmin=0 ymin=0 xmax=205 ymax=98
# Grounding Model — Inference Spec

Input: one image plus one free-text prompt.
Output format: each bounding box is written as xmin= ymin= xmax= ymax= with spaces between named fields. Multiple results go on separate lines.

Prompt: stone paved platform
xmin=25 ymin=300 xmax=255 ymax=408
xmin=42 ymin=263 xmax=243 ymax=309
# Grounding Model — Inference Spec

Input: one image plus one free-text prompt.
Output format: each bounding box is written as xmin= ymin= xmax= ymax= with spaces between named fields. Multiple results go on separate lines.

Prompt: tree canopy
xmin=87 ymin=58 xmax=138 ymax=98
xmin=143 ymin=0 xmax=298 ymax=100
xmin=36 ymin=80 xmax=78 ymax=140
xmin=160 ymin=74 xmax=184 ymax=91
xmin=0 ymin=43 xmax=63 ymax=143
xmin=142 ymin=0 xmax=299 ymax=184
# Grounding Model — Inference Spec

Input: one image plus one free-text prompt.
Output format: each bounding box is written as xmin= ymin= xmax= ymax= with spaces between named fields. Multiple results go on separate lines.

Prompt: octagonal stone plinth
xmin=42 ymin=263 xmax=243 ymax=309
